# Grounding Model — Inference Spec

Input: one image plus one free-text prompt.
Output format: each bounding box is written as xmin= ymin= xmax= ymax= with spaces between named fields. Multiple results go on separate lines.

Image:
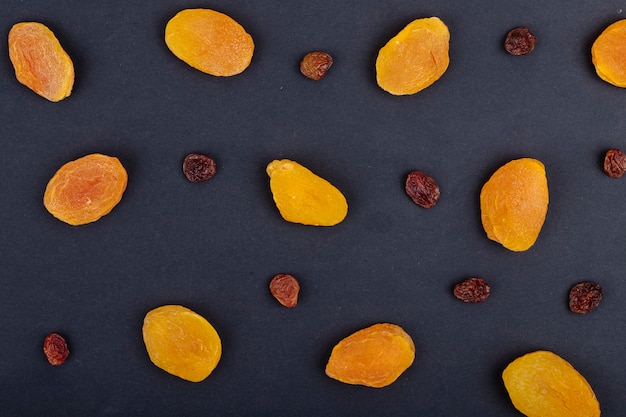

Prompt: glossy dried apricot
xmin=43 ymin=154 xmax=127 ymax=226
xmin=480 ymin=158 xmax=548 ymax=251
xmin=325 ymin=323 xmax=415 ymax=388
xmin=592 ymin=19 xmax=626 ymax=87
xmin=376 ymin=17 xmax=450 ymax=95
xmin=502 ymin=350 xmax=600 ymax=417
xmin=165 ymin=8 xmax=254 ymax=76
xmin=8 ymin=22 xmax=74 ymax=101
xmin=266 ymin=159 xmax=347 ymax=226
xmin=142 ymin=305 xmax=222 ymax=382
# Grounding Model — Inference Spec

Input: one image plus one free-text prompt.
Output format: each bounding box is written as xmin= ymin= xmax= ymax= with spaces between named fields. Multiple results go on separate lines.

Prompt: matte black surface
xmin=2 ymin=1 xmax=626 ymax=415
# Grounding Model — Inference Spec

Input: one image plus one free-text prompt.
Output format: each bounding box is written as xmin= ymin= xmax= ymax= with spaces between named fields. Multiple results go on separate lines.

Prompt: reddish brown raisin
xmin=603 ymin=149 xmax=626 ymax=178
xmin=454 ymin=278 xmax=490 ymax=303
xmin=183 ymin=153 xmax=216 ymax=183
xmin=405 ymin=171 xmax=440 ymax=208
xmin=43 ymin=333 xmax=69 ymax=365
xmin=269 ymin=274 xmax=300 ymax=308
xmin=505 ymin=27 xmax=536 ymax=56
xmin=300 ymin=51 xmax=333 ymax=80
xmin=569 ymin=282 xmax=603 ymax=314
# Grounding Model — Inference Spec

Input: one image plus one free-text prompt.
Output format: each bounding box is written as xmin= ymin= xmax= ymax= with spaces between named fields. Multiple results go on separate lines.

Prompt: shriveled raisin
xmin=505 ymin=27 xmax=536 ymax=56
xmin=269 ymin=274 xmax=300 ymax=308
xmin=569 ymin=282 xmax=603 ymax=314
xmin=603 ymin=148 xmax=626 ymax=178
xmin=405 ymin=171 xmax=440 ymax=208
xmin=43 ymin=333 xmax=69 ymax=365
xmin=183 ymin=153 xmax=217 ymax=183
xmin=454 ymin=277 xmax=490 ymax=303
xmin=300 ymin=51 xmax=333 ymax=80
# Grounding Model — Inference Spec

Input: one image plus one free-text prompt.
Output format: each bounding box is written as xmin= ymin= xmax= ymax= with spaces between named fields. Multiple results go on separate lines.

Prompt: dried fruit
xmin=376 ymin=17 xmax=450 ymax=95
xmin=266 ymin=159 xmax=348 ymax=226
xmin=300 ymin=51 xmax=333 ymax=80
xmin=502 ymin=350 xmax=600 ymax=417
xmin=405 ymin=171 xmax=440 ymax=208
xmin=480 ymin=158 xmax=549 ymax=251
xmin=142 ymin=305 xmax=222 ymax=382
xmin=454 ymin=278 xmax=490 ymax=303
xmin=569 ymin=282 xmax=603 ymax=314
xmin=603 ymin=148 xmax=626 ymax=178
xmin=8 ymin=22 xmax=74 ymax=102
xmin=325 ymin=323 xmax=415 ymax=388
xmin=592 ymin=19 xmax=626 ymax=87
xmin=269 ymin=274 xmax=300 ymax=307
xmin=44 ymin=154 xmax=128 ymax=226
xmin=165 ymin=9 xmax=254 ymax=76
xmin=504 ymin=27 xmax=536 ymax=56
xmin=183 ymin=153 xmax=217 ymax=182
xmin=43 ymin=333 xmax=69 ymax=365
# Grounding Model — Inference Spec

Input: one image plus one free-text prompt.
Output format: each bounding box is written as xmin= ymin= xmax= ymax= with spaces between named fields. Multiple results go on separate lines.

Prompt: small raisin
xmin=43 ymin=333 xmax=69 ymax=365
xmin=269 ymin=274 xmax=300 ymax=308
xmin=300 ymin=51 xmax=333 ymax=80
xmin=405 ymin=171 xmax=440 ymax=208
xmin=505 ymin=27 xmax=536 ymax=56
xmin=569 ymin=282 xmax=603 ymax=314
xmin=603 ymin=149 xmax=626 ymax=178
xmin=183 ymin=153 xmax=217 ymax=183
xmin=454 ymin=278 xmax=490 ymax=303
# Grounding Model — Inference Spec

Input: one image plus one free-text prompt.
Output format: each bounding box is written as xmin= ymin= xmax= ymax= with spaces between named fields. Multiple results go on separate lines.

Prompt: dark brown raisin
xmin=269 ymin=274 xmax=300 ymax=308
xmin=454 ymin=278 xmax=490 ymax=303
xmin=603 ymin=148 xmax=626 ymax=178
xmin=505 ymin=27 xmax=536 ymax=56
xmin=569 ymin=282 xmax=603 ymax=314
xmin=43 ymin=333 xmax=69 ymax=365
xmin=183 ymin=153 xmax=216 ymax=183
xmin=405 ymin=171 xmax=440 ymax=208
xmin=300 ymin=51 xmax=333 ymax=80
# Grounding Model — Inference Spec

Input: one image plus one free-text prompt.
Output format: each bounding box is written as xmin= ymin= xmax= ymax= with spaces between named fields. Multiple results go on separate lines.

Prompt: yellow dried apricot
xmin=165 ymin=8 xmax=254 ymax=77
xmin=592 ymin=19 xmax=626 ymax=87
xmin=502 ymin=350 xmax=600 ymax=417
xmin=43 ymin=154 xmax=127 ymax=226
xmin=325 ymin=323 xmax=415 ymax=388
xmin=376 ymin=17 xmax=450 ymax=95
xmin=142 ymin=305 xmax=222 ymax=383
xmin=480 ymin=158 xmax=548 ymax=251
xmin=8 ymin=22 xmax=74 ymax=102
xmin=266 ymin=159 xmax=348 ymax=226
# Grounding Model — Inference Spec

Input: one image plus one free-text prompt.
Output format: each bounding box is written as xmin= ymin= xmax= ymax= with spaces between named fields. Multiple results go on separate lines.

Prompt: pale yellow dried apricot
xmin=502 ymin=350 xmax=600 ymax=417
xmin=266 ymin=159 xmax=347 ymax=226
xmin=142 ymin=305 xmax=222 ymax=383
xmin=480 ymin=158 xmax=548 ymax=251
xmin=592 ymin=19 xmax=626 ymax=87
xmin=165 ymin=8 xmax=254 ymax=76
xmin=325 ymin=323 xmax=415 ymax=388
xmin=376 ymin=17 xmax=450 ymax=95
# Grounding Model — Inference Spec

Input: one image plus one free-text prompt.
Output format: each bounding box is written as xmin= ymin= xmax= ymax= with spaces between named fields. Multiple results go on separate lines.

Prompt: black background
xmin=2 ymin=0 xmax=626 ymax=415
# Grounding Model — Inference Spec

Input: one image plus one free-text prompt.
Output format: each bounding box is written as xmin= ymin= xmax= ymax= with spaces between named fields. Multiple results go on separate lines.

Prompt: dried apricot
xmin=142 ymin=305 xmax=222 ymax=382
xmin=502 ymin=350 xmax=600 ymax=417
xmin=43 ymin=333 xmax=69 ymax=365
xmin=376 ymin=17 xmax=450 ymax=95
xmin=8 ymin=22 xmax=74 ymax=102
xmin=266 ymin=159 xmax=347 ymax=226
xmin=592 ymin=19 xmax=626 ymax=87
xmin=165 ymin=9 xmax=254 ymax=76
xmin=325 ymin=323 xmax=415 ymax=388
xmin=480 ymin=158 xmax=549 ymax=251
xmin=43 ymin=154 xmax=128 ymax=226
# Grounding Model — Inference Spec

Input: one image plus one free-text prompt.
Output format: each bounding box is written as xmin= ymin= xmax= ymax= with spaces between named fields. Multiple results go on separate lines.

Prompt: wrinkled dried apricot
xmin=376 ymin=17 xmax=450 ymax=95
xmin=165 ymin=9 xmax=254 ymax=76
xmin=266 ymin=159 xmax=347 ymax=226
xmin=8 ymin=22 xmax=74 ymax=101
xmin=325 ymin=323 xmax=415 ymax=388
xmin=142 ymin=305 xmax=222 ymax=382
xmin=592 ymin=19 xmax=626 ymax=87
xmin=480 ymin=158 xmax=549 ymax=251
xmin=43 ymin=154 xmax=128 ymax=226
xmin=502 ymin=350 xmax=600 ymax=417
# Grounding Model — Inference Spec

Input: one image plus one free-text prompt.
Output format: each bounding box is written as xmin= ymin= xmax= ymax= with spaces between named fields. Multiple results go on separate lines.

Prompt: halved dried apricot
xmin=592 ymin=19 xmax=626 ymax=87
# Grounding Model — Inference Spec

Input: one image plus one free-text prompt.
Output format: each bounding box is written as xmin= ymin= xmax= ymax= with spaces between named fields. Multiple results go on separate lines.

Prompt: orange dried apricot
xmin=165 ymin=8 xmax=254 ymax=76
xmin=376 ymin=17 xmax=450 ymax=95
xmin=8 ymin=22 xmax=74 ymax=102
xmin=266 ymin=159 xmax=348 ymax=226
xmin=142 ymin=305 xmax=222 ymax=383
xmin=43 ymin=154 xmax=127 ymax=226
xmin=325 ymin=323 xmax=415 ymax=388
xmin=502 ymin=350 xmax=600 ymax=417
xmin=592 ymin=19 xmax=626 ymax=87
xmin=480 ymin=158 xmax=548 ymax=251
